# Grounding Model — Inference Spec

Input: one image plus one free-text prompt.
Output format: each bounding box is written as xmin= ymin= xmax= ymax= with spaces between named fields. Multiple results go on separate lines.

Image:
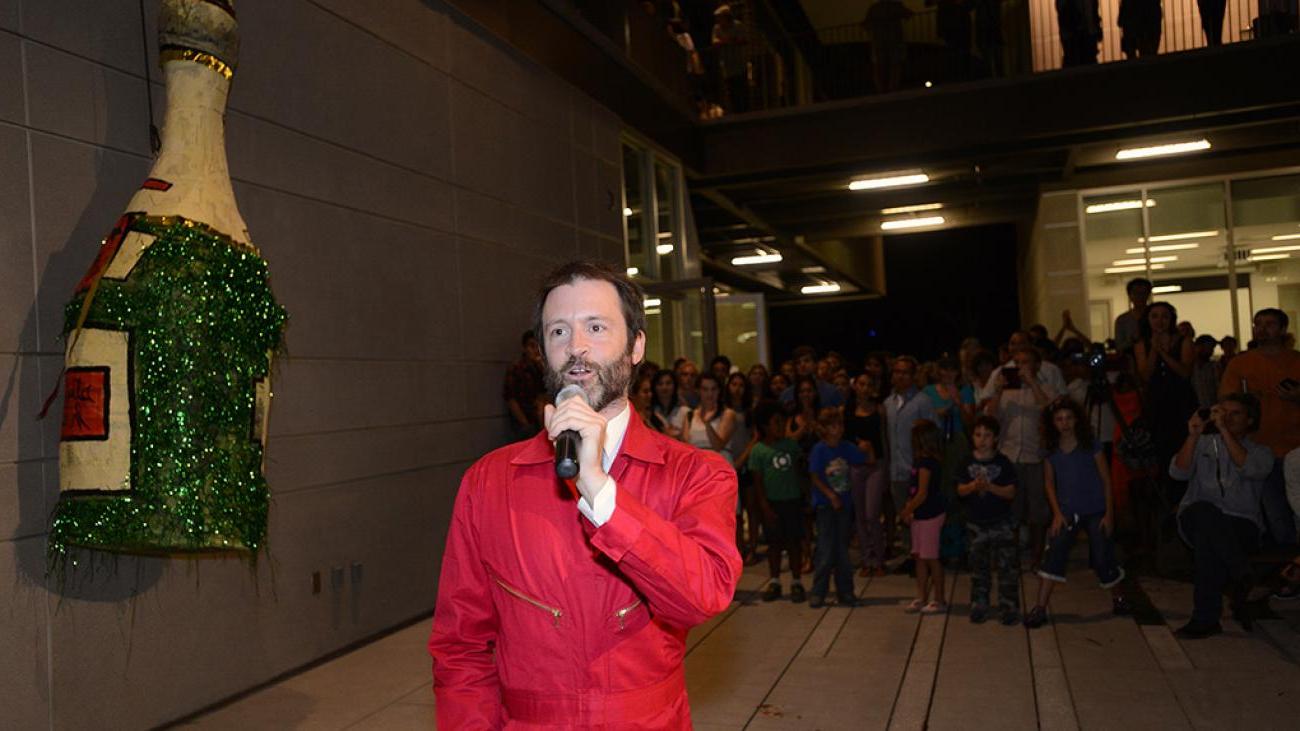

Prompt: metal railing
xmin=569 ymin=0 xmax=1298 ymax=117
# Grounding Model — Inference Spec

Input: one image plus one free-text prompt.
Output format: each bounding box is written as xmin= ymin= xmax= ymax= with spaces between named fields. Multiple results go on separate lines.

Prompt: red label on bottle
xmin=61 ymin=367 xmax=110 ymax=440
xmin=75 ymin=214 xmax=133 ymax=293
xmin=141 ymin=177 xmax=173 ymax=191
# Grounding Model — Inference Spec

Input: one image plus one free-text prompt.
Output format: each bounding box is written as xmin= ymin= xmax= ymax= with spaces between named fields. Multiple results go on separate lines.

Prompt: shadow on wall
xmin=9 ymin=131 xmax=164 ymax=602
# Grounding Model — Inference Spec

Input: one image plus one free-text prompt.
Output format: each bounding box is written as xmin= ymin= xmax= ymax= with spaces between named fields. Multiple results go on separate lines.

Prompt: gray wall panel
xmin=19 ymin=0 xmax=145 ymax=73
xmin=0 ymin=538 xmax=50 ymax=731
xmin=0 ymin=34 xmax=24 ymax=124
xmin=0 ymin=124 xmax=35 ymax=352
xmin=24 ymin=43 xmax=152 ymax=156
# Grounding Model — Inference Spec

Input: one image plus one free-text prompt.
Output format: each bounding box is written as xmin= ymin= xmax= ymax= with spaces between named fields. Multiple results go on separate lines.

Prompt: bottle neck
xmin=127 ymin=61 xmax=249 ymax=244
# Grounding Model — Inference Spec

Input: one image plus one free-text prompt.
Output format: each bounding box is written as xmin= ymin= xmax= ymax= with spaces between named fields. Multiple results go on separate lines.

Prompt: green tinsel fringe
xmin=48 ymin=216 xmax=287 ymax=567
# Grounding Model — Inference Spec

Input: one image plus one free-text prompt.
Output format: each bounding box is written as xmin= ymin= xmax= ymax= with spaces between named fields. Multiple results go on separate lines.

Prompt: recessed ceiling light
xmin=881 ymin=215 xmax=945 ymax=230
xmin=1111 ymin=256 xmax=1178 ymax=266
xmin=1104 ymin=263 xmax=1167 ymax=274
xmin=731 ymin=252 xmax=783 ymax=266
xmin=1139 ymin=230 xmax=1219 ymax=243
xmin=1085 ymin=199 xmax=1156 ymax=214
xmin=1152 ymin=285 xmax=1183 ymax=293
xmin=656 ymin=244 xmax=674 ymax=255
xmin=1250 ymin=245 xmax=1300 ymax=254
xmin=643 ymin=298 xmax=662 ymax=307
xmin=801 ymin=282 xmax=842 ymax=294
xmin=1124 ymin=243 xmax=1200 ymax=253
xmin=623 ymin=207 xmax=633 ymax=217
xmin=626 ymin=267 xmax=639 ymax=276
xmin=881 ymin=202 xmax=943 ymax=215
xmin=849 ymin=172 xmax=929 ymax=191
xmin=1115 ymin=139 xmax=1211 ymax=160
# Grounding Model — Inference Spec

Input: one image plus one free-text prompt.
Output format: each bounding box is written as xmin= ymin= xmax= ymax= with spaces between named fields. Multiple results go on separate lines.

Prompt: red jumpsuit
xmin=429 ymin=412 xmax=741 ymax=729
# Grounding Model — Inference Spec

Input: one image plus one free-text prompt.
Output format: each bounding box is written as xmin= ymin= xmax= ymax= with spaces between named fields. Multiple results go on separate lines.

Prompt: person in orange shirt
xmin=1219 ymin=308 xmax=1300 ymax=545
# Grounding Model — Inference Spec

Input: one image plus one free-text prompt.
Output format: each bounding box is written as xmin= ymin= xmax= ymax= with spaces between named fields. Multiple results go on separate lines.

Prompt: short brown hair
xmin=533 ymin=260 xmax=646 ymax=351
xmin=816 ymin=406 xmax=843 ymax=427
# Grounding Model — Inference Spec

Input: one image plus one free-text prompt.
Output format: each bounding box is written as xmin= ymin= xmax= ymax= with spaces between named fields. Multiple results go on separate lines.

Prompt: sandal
xmin=904 ymin=599 xmax=923 ymax=613
xmin=920 ymin=601 xmax=948 ymax=614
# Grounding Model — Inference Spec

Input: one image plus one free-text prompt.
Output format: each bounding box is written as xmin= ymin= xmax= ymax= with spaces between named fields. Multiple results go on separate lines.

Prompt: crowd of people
xmin=503 ymin=276 xmax=1300 ymax=636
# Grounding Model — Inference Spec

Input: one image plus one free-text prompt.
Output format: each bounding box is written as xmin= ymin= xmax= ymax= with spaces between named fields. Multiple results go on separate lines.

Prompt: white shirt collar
xmin=602 ymin=404 xmax=632 ymax=473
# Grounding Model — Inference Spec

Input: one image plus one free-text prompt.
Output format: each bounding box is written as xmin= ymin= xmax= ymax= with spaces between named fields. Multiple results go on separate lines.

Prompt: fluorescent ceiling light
xmin=849 ymin=172 xmax=929 ymax=191
xmin=801 ymin=282 xmax=842 ymax=294
xmin=801 ymin=265 xmax=827 ymax=273
xmin=626 ymin=267 xmax=639 ymax=276
xmin=1151 ymin=285 xmax=1183 ymax=293
xmin=1104 ymin=263 xmax=1167 ymax=274
xmin=1124 ymin=243 xmax=1200 ymax=253
xmin=881 ymin=202 xmax=943 ymax=215
xmin=1111 ymin=256 xmax=1177 ymax=266
xmin=881 ymin=215 xmax=945 ymax=230
xmin=623 ymin=207 xmax=633 ymax=217
xmin=1085 ymin=199 xmax=1156 ymax=214
xmin=1250 ymin=245 xmax=1300 ymax=254
xmin=1115 ymin=139 xmax=1211 ymax=160
xmin=1139 ymin=230 xmax=1219 ymax=243
xmin=1250 ymin=253 xmax=1291 ymax=262
xmin=645 ymin=308 xmax=661 ymax=315
xmin=643 ymin=298 xmax=662 ymax=307
xmin=1272 ymin=233 xmax=1300 ymax=241
xmin=656 ymin=244 xmax=674 ymax=255
xmin=731 ymin=252 xmax=783 ymax=266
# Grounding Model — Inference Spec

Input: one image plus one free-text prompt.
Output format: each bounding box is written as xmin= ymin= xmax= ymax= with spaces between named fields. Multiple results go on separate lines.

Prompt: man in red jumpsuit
xmin=429 ymin=260 xmax=742 ymax=729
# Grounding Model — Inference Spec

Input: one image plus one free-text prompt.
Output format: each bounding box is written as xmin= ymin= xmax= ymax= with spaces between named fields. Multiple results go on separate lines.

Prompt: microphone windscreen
xmin=555 ymin=383 xmax=588 ymax=406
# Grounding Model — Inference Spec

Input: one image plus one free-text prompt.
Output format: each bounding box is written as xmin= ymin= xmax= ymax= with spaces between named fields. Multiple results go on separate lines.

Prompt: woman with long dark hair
xmin=652 ymin=368 xmax=688 ymax=440
xmin=846 ymin=373 xmax=886 ymax=575
xmin=1134 ymin=301 xmax=1197 ymax=504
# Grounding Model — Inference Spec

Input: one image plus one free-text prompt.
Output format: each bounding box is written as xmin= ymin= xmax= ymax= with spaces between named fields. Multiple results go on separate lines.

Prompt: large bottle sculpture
xmin=49 ymin=0 xmax=286 ymax=559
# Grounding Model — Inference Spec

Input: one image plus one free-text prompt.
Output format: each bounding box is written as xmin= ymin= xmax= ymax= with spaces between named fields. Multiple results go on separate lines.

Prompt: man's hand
xmin=1187 ymin=409 xmax=1206 ymax=437
xmin=544 ymin=396 xmax=609 ymax=503
xmin=899 ymin=507 xmax=913 ymax=524
xmin=830 ymin=494 xmax=843 ymax=511
xmin=1100 ymin=511 xmax=1113 ymax=536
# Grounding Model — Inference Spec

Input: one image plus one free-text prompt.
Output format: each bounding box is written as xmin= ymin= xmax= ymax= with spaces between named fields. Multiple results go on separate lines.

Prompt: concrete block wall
xmin=1021 ymin=189 xmax=1088 ymax=336
xmin=0 ymin=1 xmax=625 ymax=727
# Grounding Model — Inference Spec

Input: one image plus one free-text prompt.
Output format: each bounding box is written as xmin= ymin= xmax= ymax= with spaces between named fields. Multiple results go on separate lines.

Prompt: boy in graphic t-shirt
xmin=956 ymin=415 xmax=1020 ymax=625
xmin=808 ymin=407 xmax=867 ymax=608
xmin=748 ymin=400 xmax=808 ymax=603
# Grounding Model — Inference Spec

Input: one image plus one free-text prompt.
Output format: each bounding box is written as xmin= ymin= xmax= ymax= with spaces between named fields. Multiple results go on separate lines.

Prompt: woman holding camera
xmin=1169 ymin=394 xmax=1274 ymax=638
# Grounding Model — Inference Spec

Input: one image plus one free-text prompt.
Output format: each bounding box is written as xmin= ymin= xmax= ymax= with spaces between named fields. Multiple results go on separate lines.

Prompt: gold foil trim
xmin=160 ymin=47 xmax=234 ymax=80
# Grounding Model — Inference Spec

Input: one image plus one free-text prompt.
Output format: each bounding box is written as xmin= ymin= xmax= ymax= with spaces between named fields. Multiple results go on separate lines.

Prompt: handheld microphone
xmin=553 ymin=384 xmax=587 ymax=480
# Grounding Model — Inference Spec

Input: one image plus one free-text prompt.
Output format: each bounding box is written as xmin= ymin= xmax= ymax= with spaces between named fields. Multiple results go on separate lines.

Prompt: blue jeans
xmin=812 ymin=503 xmax=855 ymax=600
xmin=1263 ymin=458 xmax=1297 ymax=545
xmin=1037 ymin=512 xmax=1124 ymax=588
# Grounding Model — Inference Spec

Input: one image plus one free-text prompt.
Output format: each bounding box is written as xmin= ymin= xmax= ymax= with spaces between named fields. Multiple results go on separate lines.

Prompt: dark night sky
xmin=768 ymin=223 xmax=1022 ymax=366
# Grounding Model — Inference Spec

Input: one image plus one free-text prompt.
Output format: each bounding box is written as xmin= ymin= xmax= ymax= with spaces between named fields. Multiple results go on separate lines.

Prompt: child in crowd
xmin=1025 ymin=399 xmax=1131 ymax=628
xmin=749 ymin=400 xmax=807 ymax=603
xmin=901 ymin=421 xmax=948 ymax=613
xmin=956 ymin=416 xmax=1021 ymax=625
xmin=809 ymin=408 xmax=867 ymax=608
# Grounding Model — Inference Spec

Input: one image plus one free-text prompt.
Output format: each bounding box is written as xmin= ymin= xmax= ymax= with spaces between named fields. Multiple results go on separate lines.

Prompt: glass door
xmin=640 ymin=278 xmax=716 ymax=371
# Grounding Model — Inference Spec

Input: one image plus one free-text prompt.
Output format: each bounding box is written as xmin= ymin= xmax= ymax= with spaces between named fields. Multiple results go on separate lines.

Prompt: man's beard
xmin=545 ymin=352 xmax=634 ymax=413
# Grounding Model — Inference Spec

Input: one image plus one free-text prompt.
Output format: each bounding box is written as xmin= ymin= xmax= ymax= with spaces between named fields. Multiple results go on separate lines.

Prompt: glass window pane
xmin=1232 ymin=174 xmax=1300 ymax=336
xmin=1144 ymin=183 xmax=1238 ymax=344
xmin=716 ymin=294 xmax=764 ymax=368
xmin=653 ymin=158 xmax=679 ymax=281
xmin=622 ymin=143 xmax=646 ymax=273
xmin=1081 ymin=190 xmax=1146 ymax=343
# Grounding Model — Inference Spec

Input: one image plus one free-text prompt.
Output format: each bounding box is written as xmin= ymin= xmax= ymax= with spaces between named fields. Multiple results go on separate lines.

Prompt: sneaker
xmin=808 ymin=594 xmax=826 ymax=609
xmin=790 ymin=583 xmax=807 ymax=603
xmin=836 ymin=594 xmax=858 ymax=608
xmin=1024 ymin=605 xmax=1048 ymax=629
xmin=920 ymin=601 xmax=948 ymax=615
xmin=1000 ymin=609 xmax=1021 ymax=626
xmin=1112 ymin=596 xmax=1133 ymax=616
xmin=761 ymin=581 xmax=782 ymax=602
xmin=1174 ymin=620 xmax=1222 ymax=639
xmin=969 ymin=605 xmax=989 ymax=624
